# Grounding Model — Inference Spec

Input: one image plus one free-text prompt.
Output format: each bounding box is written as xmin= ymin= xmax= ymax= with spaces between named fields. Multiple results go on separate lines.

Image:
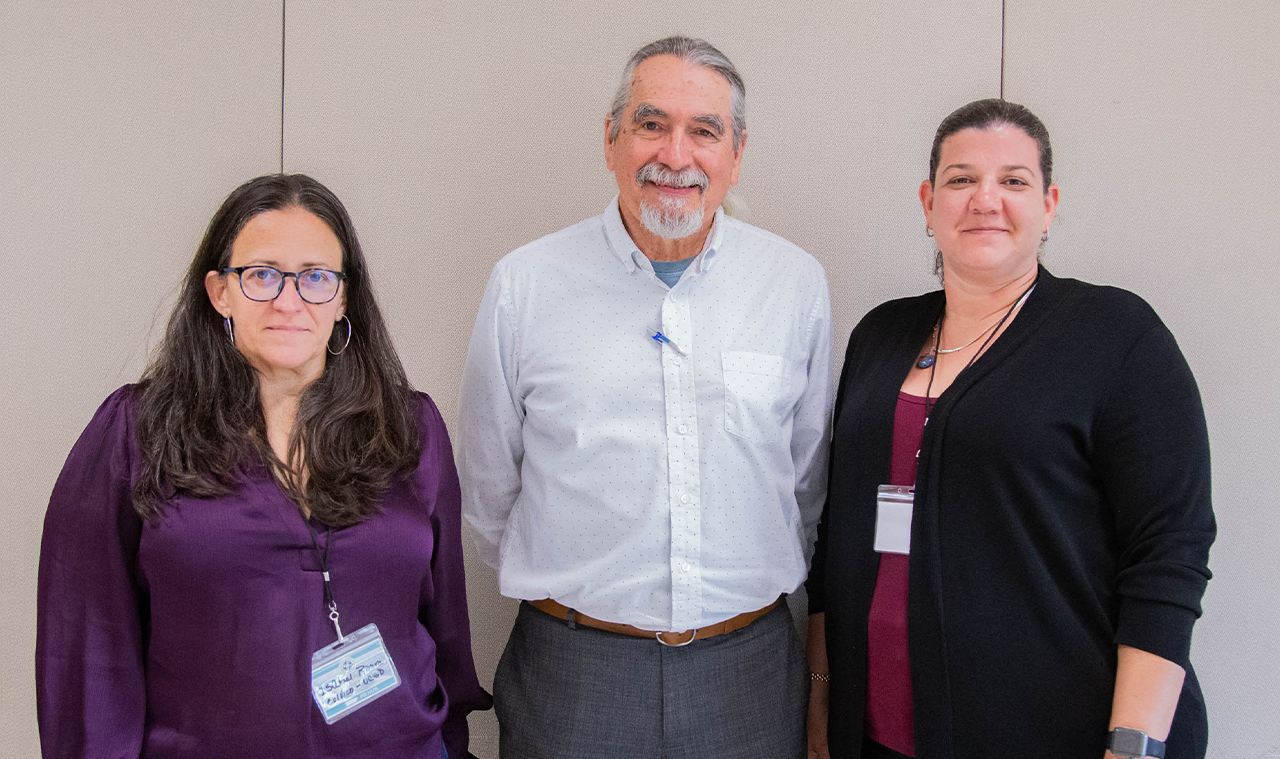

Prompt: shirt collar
xmin=601 ymin=195 xmax=726 ymax=275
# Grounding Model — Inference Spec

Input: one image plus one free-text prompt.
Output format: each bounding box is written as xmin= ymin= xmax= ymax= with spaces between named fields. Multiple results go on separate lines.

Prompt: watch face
xmin=1111 ymin=728 xmax=1148 ymax=757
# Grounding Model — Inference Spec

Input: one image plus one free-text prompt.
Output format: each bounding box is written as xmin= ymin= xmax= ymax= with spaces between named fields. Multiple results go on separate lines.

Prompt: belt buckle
xmin=656 ymin=629 xmax=697 ymax=647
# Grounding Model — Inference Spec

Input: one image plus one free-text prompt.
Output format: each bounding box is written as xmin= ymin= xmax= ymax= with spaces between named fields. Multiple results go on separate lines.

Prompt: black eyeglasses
xmin=220 ymin=266 xmax=346 ymax=304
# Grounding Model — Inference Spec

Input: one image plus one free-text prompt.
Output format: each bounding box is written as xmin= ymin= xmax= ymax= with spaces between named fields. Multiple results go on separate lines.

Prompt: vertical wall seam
xmin=280 ymin=0 xmax=286 ymax=172
xmin=999 ymin=0 xmax=1006 ymax=98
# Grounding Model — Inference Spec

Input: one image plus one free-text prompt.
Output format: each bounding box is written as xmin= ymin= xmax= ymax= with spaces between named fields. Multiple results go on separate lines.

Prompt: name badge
xmin=311 ymin=623 xmax=401 ymax=724
xmin=874 ymin=485 xmax=913 ymax=555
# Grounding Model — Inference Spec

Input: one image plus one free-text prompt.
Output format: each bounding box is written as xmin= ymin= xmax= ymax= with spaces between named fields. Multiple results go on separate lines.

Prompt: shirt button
xmin=672 ymin=356 xmax=682 ymax=366
xmin=680 ymin=494 xmax=690 ymax=504
xmin=678 ymin=424 xmax=688 ymax=434
xmin=682 ymin=563 xmax=691 ymax=572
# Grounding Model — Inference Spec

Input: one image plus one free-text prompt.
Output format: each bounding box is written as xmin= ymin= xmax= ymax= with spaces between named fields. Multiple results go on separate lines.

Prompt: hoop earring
xmin=926 ymin=227 xmax=935 ymax=238
xmin=223 ymin=316 xmax=235 ymax=346
xmin=328 ymin=315 xmax=352 ymax=356
xmin=1041 ymin=230 xmax=1050 ymax=242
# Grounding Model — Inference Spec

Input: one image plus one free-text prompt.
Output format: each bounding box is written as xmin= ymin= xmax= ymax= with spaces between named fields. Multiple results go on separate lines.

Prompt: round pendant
xmin=916 ymin=353 xmax=935 ymax=369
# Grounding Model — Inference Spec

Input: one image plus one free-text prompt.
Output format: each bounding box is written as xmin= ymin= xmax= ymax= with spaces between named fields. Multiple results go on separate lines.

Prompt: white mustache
xmin=635 ymin=163 xmax=709 ymax=192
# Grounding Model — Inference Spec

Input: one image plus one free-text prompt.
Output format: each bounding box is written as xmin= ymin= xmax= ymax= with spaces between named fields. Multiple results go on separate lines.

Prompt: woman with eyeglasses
xmin=36 ymin=174 xmax=490 ymax=759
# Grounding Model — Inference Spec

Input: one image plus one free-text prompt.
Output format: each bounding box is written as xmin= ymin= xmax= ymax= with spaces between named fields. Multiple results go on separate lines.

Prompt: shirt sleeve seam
xmin=802 ymin=278 xmax=826 ymax=347
xmin=497 ymin=269 xmax=521 ymax=385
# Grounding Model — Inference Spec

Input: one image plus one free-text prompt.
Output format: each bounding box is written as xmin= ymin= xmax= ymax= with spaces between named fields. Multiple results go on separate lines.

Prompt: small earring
xmin=926 ymin=227 xmax=935 ymax=238
xmin=1041 ymin=230 xmax=1050 ymax=242
xmin=328 ymin=315 xmax=352 ymax=356
xmin=223 ymin=316 xmax=235 ymax=346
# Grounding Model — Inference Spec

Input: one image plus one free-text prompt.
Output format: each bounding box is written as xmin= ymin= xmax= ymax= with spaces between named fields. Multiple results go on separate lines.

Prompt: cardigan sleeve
xmin=35 ymin=387 xmax=147 ymax=759
xmin=416 ymin=394 xmax=493 ymax=759
xmin=1092 ymin=322 xmax=1215 ymax=666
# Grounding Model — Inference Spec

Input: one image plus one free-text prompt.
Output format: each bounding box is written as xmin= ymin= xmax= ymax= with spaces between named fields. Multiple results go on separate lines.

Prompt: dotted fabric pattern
xmin=457 ymin=199 xmax=833 ymax=634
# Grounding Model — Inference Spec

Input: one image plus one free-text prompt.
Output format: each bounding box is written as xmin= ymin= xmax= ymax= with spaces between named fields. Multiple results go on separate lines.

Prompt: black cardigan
xmin=806 ymin=267 xmax=1214 ymax=759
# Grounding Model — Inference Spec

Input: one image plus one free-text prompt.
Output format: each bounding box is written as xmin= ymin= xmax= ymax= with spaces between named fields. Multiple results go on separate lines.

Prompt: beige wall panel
xmin=285 ymin=2 xmax=998 ymax=755
xmin=1004 ymin=2 xmax=1279 ymax=756
xmin=0 ymin=2 xmax=282 ymax=752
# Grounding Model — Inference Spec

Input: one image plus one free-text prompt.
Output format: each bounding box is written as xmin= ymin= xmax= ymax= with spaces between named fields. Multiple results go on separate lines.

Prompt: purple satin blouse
xmin=36 ymin=386 xmax=491 ymax=759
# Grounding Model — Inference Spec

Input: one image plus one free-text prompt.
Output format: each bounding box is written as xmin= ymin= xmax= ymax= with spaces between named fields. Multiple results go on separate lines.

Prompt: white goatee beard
xmin=634 ymin=162 xmax=710 ymax=240
xmin=640 ymin=193 xmax=705 ymax=240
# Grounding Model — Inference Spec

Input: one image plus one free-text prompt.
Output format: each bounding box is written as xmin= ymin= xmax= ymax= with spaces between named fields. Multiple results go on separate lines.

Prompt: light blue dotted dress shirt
xmin=459 ymin=197 xmax=834 ymax=631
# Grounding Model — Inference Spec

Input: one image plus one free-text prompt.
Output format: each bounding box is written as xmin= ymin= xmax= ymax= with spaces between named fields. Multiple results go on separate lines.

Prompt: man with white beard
xmin=460 ymin=36 xmax=833 ymax=759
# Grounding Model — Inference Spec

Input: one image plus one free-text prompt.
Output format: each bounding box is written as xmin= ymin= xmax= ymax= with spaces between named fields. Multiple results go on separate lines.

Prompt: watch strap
xmin=1109 ymin=727 xmax=1167 ymax=758
xmin=1150 ymin=737 xmax=1167 ymax=759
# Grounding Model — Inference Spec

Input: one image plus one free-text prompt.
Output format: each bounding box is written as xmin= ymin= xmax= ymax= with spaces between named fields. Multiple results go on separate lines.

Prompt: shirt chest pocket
xmin=722 ymin=351 xmax=789 ymax=445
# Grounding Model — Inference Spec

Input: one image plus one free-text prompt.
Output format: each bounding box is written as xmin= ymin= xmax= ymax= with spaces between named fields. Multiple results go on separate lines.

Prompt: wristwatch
xmin=1109 ymin=727 xmax=1166 ymax=758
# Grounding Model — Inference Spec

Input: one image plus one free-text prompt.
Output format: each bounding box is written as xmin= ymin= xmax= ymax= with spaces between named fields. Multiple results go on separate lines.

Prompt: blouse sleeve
xmin=1093 ymin=322 xmax=1216 ymax=667
xmin=417 ymin=394 xmax=493 ymax=759
xmin=36 ymin=386 xmax=147 ymax=759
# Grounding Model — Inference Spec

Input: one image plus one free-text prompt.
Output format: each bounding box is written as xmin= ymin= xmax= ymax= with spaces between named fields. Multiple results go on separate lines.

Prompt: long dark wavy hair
xmin=134 ymin=174 xmax=421 ymax=527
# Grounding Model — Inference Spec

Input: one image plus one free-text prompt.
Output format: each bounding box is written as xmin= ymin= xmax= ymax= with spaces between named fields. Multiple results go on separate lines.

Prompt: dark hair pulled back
xmin=134 ymin=174 xmax=420 ymax=527
xmin=929 ymin=97 xmax=1053 ymax=190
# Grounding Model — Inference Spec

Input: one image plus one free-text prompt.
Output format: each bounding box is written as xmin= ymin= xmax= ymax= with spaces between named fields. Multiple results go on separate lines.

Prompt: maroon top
xmin=36 ymin=386 xmax=491 ymax=759
xmin=864 ymin=392 xmax=926 ymax=756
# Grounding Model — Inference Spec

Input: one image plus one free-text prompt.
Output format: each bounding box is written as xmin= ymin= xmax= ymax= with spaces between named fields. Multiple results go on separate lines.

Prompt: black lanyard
xmin=307 ymin=521 xmax=345 ymax=642
xmin=924 ymin=277 xmax=1038 ymax=422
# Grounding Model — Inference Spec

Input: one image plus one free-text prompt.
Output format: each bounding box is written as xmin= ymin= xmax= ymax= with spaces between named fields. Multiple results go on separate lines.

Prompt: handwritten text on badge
xmin=310 ymin=623 xmax=401 ymax=723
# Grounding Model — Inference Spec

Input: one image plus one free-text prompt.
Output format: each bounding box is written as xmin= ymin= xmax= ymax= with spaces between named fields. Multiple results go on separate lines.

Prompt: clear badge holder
xmin=874 ymin=485 xmax=914 ymax=555
xmin=310 ymin=622 xmax=401 ymax=724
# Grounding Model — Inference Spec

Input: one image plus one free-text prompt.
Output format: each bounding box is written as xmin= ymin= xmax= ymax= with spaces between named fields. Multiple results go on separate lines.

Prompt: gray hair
xmin=608 ymin=36 xmax=746 ymax=152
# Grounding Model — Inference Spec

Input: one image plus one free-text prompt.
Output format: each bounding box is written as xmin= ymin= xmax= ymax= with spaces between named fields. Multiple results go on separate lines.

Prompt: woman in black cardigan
xmin=804 ymin=99 xmax=1214 ymax=759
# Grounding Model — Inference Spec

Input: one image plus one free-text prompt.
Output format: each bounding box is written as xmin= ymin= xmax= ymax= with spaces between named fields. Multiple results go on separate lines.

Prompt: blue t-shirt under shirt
xmin=649 ymin=255 xmax=697 ymax=288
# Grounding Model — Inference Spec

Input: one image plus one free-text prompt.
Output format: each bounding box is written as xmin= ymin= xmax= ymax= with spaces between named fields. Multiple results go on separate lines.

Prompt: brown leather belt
xmin=529 ymin=597 xmax=781 ymax=647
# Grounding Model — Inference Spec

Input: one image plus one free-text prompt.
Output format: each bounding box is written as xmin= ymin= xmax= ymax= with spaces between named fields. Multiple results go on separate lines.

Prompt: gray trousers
xmin=494 ymin=600 xmax=808 ymax=759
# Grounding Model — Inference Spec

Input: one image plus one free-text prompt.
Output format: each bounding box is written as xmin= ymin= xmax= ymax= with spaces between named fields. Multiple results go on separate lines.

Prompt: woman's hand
xmin=806 ymin=613 xmax=830 ymax=759
xmin=807 ymin=678 xmax=831 ymax=759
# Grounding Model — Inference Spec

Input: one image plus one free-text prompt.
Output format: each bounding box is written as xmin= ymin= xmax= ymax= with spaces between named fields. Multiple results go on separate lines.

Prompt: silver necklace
xmin=937 ymin=319 xmax=999 ymax=354
xmin=916 ymin=284 xmax=1037 ymax=370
